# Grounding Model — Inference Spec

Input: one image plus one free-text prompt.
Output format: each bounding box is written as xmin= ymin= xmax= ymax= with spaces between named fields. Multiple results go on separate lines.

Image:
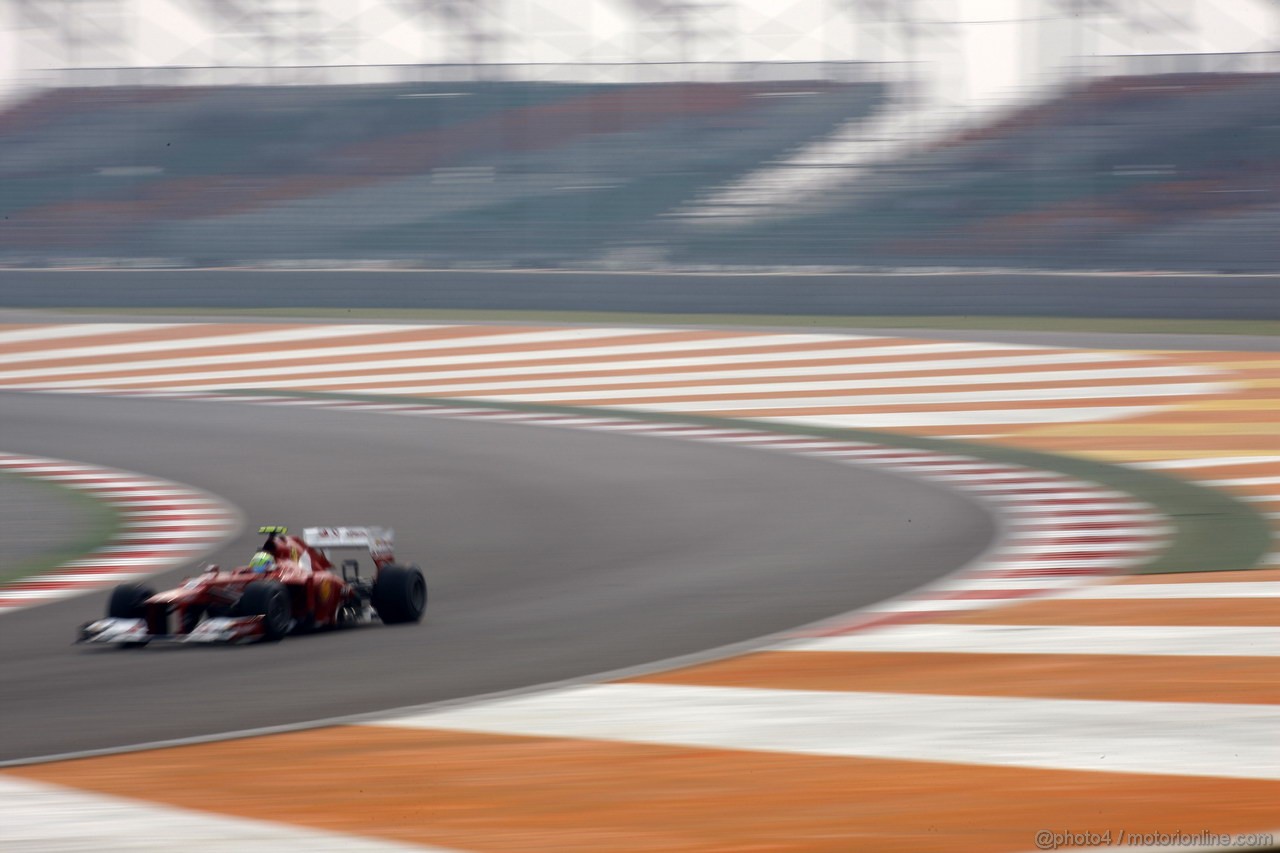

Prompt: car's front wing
xmin=77 ymin=616 xmax=267 ymax=645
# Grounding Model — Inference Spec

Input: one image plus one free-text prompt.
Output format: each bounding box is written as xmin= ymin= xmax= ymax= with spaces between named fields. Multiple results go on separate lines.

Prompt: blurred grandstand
xmin=2 ymin=0 xmax=1278 ymax=272
xmin=4 ymin=64 xmax=1279 ymax=271
xmin=674 ymin=66 xmax=1280 ymax=272
xmin=0 ymin=72 xmax=888 ymax=267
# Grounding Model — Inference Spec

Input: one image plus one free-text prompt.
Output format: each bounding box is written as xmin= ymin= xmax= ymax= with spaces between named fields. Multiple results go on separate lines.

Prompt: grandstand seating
xmin=0 ymin=79 xmax=885 ymax=264
xmin=673 ymin=71 xmax=1280 ymax=270
xmin=6 ymin=69 xmax=1273 ymax=270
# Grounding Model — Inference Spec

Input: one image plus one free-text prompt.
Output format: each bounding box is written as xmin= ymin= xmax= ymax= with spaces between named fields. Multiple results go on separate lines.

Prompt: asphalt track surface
xmin=0 ymin=391 xmax=993 ymax=763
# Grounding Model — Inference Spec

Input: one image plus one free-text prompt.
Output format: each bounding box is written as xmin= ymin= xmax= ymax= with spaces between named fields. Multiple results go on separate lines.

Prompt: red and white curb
xmin=96 ymin=391 xmax=1172 ymax=630
xmin=0 ymin=453 xmax=241 ymax=614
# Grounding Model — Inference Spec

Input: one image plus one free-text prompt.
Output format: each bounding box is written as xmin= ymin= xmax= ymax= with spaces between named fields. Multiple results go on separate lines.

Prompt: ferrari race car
xmin=78 ymin=525 xmax=427 ymax=646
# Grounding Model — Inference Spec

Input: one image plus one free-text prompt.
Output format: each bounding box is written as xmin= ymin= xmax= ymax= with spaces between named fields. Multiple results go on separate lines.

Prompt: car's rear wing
xmin=303 ymin=526 xmax=394 ymax=561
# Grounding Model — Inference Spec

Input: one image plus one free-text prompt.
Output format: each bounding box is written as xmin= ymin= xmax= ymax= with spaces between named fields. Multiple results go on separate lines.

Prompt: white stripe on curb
xmin=779 ymin=624 xmax=1280 ymax=657
xmin=368 ymin=682 xmax=1280 ymax=780
xmin=0 ymin=776 xmax=456 ymax=853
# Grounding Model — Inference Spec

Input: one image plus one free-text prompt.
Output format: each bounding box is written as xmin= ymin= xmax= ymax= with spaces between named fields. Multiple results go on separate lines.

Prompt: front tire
xmin=372 ymin=565 xmax=426 ymax=625
xmin=107 ymin=584 xmax=154 ymax=619
xmin=232 ymin=580 xmax=291 ymax=641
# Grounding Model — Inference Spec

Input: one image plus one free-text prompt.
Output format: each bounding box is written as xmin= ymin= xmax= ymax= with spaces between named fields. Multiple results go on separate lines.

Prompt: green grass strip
xmin=0 ymin=469 xmax=122 ymax=588
xmin=52 ymin=307 xmax=1280 ymax=338
xmin=223 ymin=389 xmax=1273 ymax=576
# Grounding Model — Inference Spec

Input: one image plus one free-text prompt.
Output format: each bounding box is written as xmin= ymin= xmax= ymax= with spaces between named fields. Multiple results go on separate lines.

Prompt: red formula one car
xmin=78 ymin=525 xmax=427 ymax=646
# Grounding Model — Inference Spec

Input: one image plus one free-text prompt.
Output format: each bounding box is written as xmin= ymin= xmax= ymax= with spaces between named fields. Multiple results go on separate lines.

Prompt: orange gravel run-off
xmin=622 ymin=651 xmax=1280 ymax=705
xmin=10 ymin=726 xmax=1280 ymax=853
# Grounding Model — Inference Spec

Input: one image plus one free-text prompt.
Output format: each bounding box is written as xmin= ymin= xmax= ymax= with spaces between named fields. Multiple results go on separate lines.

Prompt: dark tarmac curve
xmin=0 ymin=392 xmax=993 ymax=763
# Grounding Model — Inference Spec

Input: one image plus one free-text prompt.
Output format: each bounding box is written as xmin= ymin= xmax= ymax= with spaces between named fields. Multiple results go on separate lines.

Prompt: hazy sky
xmin=1 ymin=0 xmax=1275 ymax=104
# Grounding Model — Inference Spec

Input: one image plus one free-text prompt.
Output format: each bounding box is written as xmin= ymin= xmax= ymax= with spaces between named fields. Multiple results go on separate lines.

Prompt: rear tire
xmin=372 ymin=565 xmax=427 ymax=625
xmin=107 ymin=584 xmax=154 ymax=619
xmin=232 ymin=580 xmax=291 ymax=641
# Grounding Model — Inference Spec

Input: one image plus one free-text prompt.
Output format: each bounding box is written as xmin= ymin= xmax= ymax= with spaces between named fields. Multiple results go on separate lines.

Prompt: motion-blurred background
xmin=1 ymin=0 xmax=1277 ymax=271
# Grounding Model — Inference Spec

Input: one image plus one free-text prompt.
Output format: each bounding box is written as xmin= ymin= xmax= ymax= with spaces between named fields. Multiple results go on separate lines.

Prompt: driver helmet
xmin=248 ymin=551 xmax=275 ymax=573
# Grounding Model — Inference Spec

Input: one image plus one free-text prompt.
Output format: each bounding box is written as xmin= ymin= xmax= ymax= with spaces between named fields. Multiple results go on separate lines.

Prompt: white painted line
xmin=61 ymin=557 xmax=178 ymax=567
xmin=110 ymin=529 xmax=234 ymax=540
xmin=997 ymin=542 xmax=1158 ymax=555
xmin=724 ymin=440 xmax=867 ymax=451
xmin=912 ymin=471 xmax=1070 ymax=484
xmin=623 ymin=427 xmax=753 ymax=438
xmin=84 ymin=489 xmax=205 ymax=498
xmin=10 ymin=472 xmax=129 ymax=482
xmin=928 ymin=578 xmax=1096 ymax=591
xmin=803 ymin=450 xmax=973 ymax=461
xmin=1202 ymin=477 xmax=1280 ymax=488
xmin=380 ymin=367 xmax=1216 ymax=403
xmin=107 ymin=498 xmax=225 ymax=507
xmin=881 ymin=463 xmax=1018 ymax=474
xmin=984 ymin=490 xmax=1140 ymax=502
xmin=369 ymin=682 xmax=1280 ymax=780
xmin=0 ymin=464 xmax=88 ymax=474
xmin=0 ymin=776 xmax=455 ymax=853
xmin=119 ymin=508 xmax=235 ymax=517
xmin=11 ymin=572 xmax=154 ymax=585
xmin=781 ymin=624 xmax=1280 ymax=657
xmin=683 ymin=431 xmax=817 ymax=442
xmin=98 ymin=544 xmax=206 ymax=553
xmin=505 ymin=417 xmax=631 ymax=428
xmin=754 ymin=407 xmax=1160 ymax=428
xmin=863 ymin=598 xmax=995 ymax=613
xmin=1006 ymin=526 xmax=1172 ymax=540
xmin=997 ymin=499 xmax=1148 ymax=511
xmin=1004 ymin=514 xmax=1164 ymax=526
xmin=396 ymin=407 xmax=506 ymax=417
xmin=0 ymin=588 xmax=90 ymax=600
xmin=1133 ymin=456 xmax=1280 ymax=471
xmin=473 ymin=382 xmax=1228 ymax=410
xmin=978 ymin=557 xmax=1143 ymax=571
xmin=0 ymin=323 xmax=187 ymax=346
xmin=947 ymin=480 xmax=1083 ymax=493
xmin=1056 ymin=582 xmax=1280 ymax=599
